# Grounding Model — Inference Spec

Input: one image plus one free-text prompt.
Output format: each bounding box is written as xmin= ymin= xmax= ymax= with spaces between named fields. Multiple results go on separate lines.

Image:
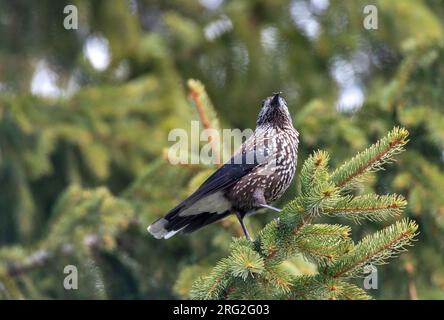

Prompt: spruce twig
xmin=328 ymin=219 xmax=418 ymax=278
xmin=323 ymin=194 xmax=406 ymax=222
xmin=331 ymin=127 xmax=409 ymax=189
xmin=188 ymin=79 xmax=221 ymax=166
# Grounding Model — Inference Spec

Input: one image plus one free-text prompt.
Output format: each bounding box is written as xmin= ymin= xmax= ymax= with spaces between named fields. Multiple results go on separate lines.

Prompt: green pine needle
xmin=331 ymin=127 xmax=409 ymax=189
xmin=327 ymin=219 xmax=418 ymax=278
xmin=229 ymin=246 xmax=265 ymax=280
xmin=323 ymin=194 xmax=407 ymax=222
xmin=299 ymin=151 xmax=340 ymax=215
xmin=330 ymin=281 xmax=372 ymax=300
xmin=300 ymin=150 xmax=330 ymax=195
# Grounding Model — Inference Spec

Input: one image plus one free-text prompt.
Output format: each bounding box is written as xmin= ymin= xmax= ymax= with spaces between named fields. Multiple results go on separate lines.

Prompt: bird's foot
xmin=259 ymin=204 xmax=282 ymax=212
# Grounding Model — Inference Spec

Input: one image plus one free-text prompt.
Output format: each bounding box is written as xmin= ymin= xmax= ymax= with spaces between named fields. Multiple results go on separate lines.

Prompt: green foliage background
xmin=0 ymin=0 xmax=443 ymax=299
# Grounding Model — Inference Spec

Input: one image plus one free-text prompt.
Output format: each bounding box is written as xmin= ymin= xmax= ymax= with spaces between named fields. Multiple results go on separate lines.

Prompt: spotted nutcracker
xmin=148 ymin=93 xmax=299 ymax=240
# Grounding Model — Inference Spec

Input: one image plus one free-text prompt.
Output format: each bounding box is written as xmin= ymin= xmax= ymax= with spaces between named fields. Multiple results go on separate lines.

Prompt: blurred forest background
xmin=0 ymin=0 xmax=444 ymax=299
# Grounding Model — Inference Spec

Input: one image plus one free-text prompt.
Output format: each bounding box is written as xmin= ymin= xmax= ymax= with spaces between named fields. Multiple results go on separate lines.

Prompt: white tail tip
xmin=147 ymin=218 xmax=169 ymax=239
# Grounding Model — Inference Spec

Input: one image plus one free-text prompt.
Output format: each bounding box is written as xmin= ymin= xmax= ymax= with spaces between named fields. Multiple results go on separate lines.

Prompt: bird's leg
xmin=235 ymin=212 xmax=251 ymax=241
xmin=259 ymin=204 xmax=282 ymax=212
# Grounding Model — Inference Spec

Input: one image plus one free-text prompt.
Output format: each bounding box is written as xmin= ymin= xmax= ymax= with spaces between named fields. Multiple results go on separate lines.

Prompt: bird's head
xmin=256 ymin=92 xmax=293 ymax=128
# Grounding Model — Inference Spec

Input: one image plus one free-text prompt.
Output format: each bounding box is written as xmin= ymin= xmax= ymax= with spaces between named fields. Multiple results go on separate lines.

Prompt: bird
xmin=148 ymin=93 xmax=299 ymax=241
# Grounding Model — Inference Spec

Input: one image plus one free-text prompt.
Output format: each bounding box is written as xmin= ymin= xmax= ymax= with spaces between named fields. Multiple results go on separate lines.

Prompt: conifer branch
xmin=295 ymin=224 xmax=353 ymax=266
xmin=0 ymin=186 xmax=138 ymax=285
xmin=330 ymin=281 xmax=372 ymax=300
xmin=190 ymin=240 xmax=263 ymax=299
xmin=188 ymin=79 xmax=221 ymax=165
xmin=331 ymin=127 xmax=409 ymax=189
xmin=284 ymin=275 xmax=321 ymax=300
xmin=191 ymin=262 xmax=231 ymax=300
xmin=3 ymin=250 xmax=52 ymax=278
xmin=262 ymin=266 xmax=293 ymax=294
xmin=404 ymin=258 xmax=418 ymax=300
xmin=328 ymin=219 xmax=418 ymax=278
xmin=300 ymin=151 xmax=339 ymax=215
xmin=323 ymin=194 xmax=406 ymax=222
xmin=286 ymin=276 xmax=371 ymax=300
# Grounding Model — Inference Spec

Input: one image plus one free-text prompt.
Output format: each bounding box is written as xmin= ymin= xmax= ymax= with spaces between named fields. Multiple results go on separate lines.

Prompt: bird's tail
xmin=147 ymin=210 xmax=230 ymax=239
xmin=147 ymin=218 xmax=172 ymax=239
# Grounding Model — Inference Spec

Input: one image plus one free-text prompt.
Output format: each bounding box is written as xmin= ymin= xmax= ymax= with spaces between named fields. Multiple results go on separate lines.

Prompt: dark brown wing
xmin=164 ymin=132 xmax=272 ymax=219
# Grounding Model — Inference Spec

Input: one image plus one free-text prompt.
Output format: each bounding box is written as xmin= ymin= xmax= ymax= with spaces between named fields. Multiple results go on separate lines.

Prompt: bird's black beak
xmin=270 ymin=92 xmax=281 ymax=107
